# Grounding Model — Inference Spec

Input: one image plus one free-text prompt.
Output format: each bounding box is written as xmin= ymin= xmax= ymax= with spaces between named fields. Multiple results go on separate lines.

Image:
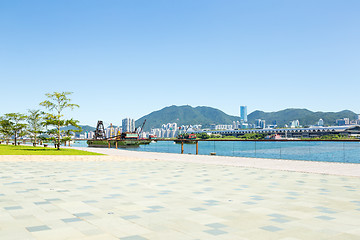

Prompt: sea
xmin=72 ymin=140 xmax=360 ymax=164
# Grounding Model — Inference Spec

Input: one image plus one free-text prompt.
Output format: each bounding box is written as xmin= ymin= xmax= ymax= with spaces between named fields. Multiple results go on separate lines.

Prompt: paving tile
xmin=204 ymin=229 xmax=228 ymax=235
xmin=189 ymin=207 xmax=206 ymax=211
xmin=74 ymin=212 xmax=94 ymax=217
xmin=62 ymin=217 xmax=83 ymax=223
xmin=205 ymin=223 xmax=227 ymax=228
xmin=26 ymin=225 xmax=51 ymax=232
xmin=121 ymin=215 xmax=140 ymax=220
xmin=4 ymin=206 xmax=22 ymax=210
xmin=261 ymin=225 xmax=283 ymax=232
xmin=316 ymin=215 xmax=335 ymax=221
xmin=120 ymin=235 xmax=148 ymax=240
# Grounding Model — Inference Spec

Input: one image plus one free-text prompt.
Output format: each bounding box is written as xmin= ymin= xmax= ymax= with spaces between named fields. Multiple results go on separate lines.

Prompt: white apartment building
xmin=122 ymin=118 xmax=135 ymax=132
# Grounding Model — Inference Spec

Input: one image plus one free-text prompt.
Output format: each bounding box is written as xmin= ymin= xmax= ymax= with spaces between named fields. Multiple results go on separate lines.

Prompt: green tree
xmin=40 ymin=92 xmax=81 ymax=150
xmin=196 ymin=132 xmax=210 ymax=139
xmin=27 ymin=109 xmax=45 ymax=146
xmin=0 ymin=118 xmax=13 ymax=144
xmin=0 ymin=113 xmax=27 ymax=145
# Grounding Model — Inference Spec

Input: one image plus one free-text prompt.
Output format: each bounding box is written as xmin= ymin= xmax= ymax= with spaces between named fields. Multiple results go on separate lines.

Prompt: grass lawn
xmin=0 ymin=144 xmax=103 ymax=155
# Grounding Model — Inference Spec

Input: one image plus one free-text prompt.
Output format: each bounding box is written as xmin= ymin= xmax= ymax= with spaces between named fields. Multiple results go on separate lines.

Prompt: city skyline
xmin=1 ymin=1 xmax=359 ymax=125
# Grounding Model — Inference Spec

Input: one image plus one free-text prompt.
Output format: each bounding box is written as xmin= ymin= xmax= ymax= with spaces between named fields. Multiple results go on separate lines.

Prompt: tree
xmin=0 ymin=113 xmax=27 ymax=145
xmin=40 ymin=92 xmax=81 ymax=150
xmin=0 ymin=118 xmax=13 ymax=144
xmin=27 ymin=109 xmax=45 ymax=146
xmin=196 ymin=132 xmax=211 ymax=139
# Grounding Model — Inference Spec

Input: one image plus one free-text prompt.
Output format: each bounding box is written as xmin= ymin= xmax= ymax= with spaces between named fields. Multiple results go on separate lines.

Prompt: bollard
xmin=116 ymin=141 xmax=118 ymax=149
xmin=196 ymin=141 xmax=199 ymax=155
xmin=108 ymin=141 xmax=110 ymax=148
xmin=181 ymin=141 xmax=184 ymax=154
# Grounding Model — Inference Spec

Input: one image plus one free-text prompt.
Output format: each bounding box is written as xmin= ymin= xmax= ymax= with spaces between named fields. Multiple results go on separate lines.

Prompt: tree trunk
xmin=14 ymin=130 xmax=17 ymax=146
xmin=57 ymin=125 xmax=60 ymax=150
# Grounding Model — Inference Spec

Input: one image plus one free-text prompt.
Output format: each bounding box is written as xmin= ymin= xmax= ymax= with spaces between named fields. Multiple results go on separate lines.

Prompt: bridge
xmin=200 ymin=125 xmax=360 ymax=138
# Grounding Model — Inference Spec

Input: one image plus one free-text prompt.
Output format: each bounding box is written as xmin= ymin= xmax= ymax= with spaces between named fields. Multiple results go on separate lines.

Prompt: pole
xmin=116 ymin=141 xmax=118 ymax=149
xmin=254 ymin=141 xmax=257 ymax=157
xmin=181 ymin=141 xmax=184 ymax=154
xmin=196 ymin=141 xmax=198 ymax=155
xmin=279 ymin=143 xmax=281 ymax=159
xmin=108 ymin=141 xmax=110 ymax=148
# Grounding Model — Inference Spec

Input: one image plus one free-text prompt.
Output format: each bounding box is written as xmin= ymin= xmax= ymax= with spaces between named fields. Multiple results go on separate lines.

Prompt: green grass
xmin=0 ymin=144 xmax=103 ymax=155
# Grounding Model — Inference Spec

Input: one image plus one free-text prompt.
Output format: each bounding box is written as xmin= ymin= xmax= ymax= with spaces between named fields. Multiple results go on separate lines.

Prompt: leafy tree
xmin=196 ymin=132 xmax=210 ymax=139
xmin=40 ymin=92 xmax=81 ymax=150
xmin=239 ymin=133 xmax=266 ymax=140
xmin=0 ymin=113 xmax=27 ymax=145
xmin=27 ymin=109 xmax=45 ymax=146
xmin=0 ymin=118 xmax=13 ymax=144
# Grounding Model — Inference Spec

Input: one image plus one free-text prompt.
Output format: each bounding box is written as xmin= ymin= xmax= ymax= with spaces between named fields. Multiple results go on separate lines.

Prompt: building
xmin=122 ymin=118 xmax=135 ymax=132
xmin=290 ymin=120 xmax=300 ymax=128
xmin=318 ymin=119 xmax=324 ymax=126
xmin=240 ymin=106 xmax=248 ymax=123
xmin=215 ymin=125 xmax=233 ymax=130
xmin=260 ymin=120 xmax=266 ymax=129
xmin=336 ymin=118 xmax=350 ymax=126
xmin=255 ymin=119 xmax=262 ymax=128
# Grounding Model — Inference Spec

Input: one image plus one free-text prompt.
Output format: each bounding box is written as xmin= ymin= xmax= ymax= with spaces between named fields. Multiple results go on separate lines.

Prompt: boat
xmin=174 ymin=133 xmax=197 ymax=144
xmin=87 ymin=121 xmax=142 ymax=148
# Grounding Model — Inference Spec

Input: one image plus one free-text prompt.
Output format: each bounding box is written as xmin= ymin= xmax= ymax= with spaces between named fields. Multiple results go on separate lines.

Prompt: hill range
xmin=135 ymin=105 xmax=358 ymax=132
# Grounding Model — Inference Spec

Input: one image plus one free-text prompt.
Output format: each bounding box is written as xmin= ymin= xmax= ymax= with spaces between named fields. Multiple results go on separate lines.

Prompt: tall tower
xmin=240 ymin=106 xmax=247 ymax=123
xmin=122 ymin=118 xmax=135 ymax=132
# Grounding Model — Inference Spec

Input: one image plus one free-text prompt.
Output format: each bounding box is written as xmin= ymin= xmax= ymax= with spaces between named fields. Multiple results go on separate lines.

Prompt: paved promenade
xmin=0 ymin=149 xmax=359 ymax=239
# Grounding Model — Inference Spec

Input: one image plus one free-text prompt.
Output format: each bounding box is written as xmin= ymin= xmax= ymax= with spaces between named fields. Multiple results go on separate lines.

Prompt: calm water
xmin=72 ymin=140 xmax=360 ymax=163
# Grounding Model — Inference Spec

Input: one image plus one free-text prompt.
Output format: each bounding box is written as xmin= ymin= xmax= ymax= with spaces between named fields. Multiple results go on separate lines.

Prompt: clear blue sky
xmin=1 ymin=0 xmax=359 ymax=126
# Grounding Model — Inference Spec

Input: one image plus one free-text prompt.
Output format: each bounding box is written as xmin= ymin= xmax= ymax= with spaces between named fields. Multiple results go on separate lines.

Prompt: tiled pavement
xmin=0 ymin=157 xmax=359 ymax=239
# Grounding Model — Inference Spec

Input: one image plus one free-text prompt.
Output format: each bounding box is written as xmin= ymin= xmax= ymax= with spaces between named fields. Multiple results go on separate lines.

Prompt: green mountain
xmin=135 ymin=105 xmax=358 ymax=131
xmin=248 ymin=109 xmax=358 ymax=127
xmin=135 ymin=105 xmax=240 ymax=131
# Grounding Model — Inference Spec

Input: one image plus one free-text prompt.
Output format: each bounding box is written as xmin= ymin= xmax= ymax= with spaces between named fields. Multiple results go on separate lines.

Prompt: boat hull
xmin=173 ymin=139 xmax=197 ymax=144
xmin=87 ymin=140 xmax=140 ymax=148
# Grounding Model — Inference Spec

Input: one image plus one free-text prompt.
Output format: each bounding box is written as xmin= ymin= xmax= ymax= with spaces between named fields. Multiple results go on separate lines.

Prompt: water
xmin=72 ymin=140 xmax=360 ymax=163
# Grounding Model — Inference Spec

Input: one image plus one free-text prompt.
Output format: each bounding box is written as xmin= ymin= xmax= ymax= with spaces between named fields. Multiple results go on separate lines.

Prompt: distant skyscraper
xmin=260 ymin=120 xmax=266 ymax=129
xmin=240 ymin=106 xmax=247 ymax=123
xmin=318 ymin=119 xmax=324 ymax=126
xmin=122 ymin=118 xmax=135 ymax=132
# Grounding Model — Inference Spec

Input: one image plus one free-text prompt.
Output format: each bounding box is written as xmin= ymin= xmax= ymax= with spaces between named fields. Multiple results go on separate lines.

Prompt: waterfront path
xmin=0 ymin=150 xmax=359 ymax=239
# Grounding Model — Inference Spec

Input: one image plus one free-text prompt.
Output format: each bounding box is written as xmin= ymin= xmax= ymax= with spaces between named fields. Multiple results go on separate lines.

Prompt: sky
xmin=1 ymin=0 xmax=359 ymax=126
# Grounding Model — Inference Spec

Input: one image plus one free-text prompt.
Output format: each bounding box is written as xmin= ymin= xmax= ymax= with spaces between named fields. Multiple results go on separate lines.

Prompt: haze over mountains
xmin=135 ymin=105 xmax=358 ymax=132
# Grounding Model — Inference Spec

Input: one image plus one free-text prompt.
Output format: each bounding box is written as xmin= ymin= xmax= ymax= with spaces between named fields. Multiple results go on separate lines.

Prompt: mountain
xmin=248 ymin=109 xmax=358 ymax=127
xmin=135 ymin=105 xmax=240 ymax=131
xmin=135 ymin=105 xmax=358 ymax=131
xmin=60 ymin=125 xmax=96 ymax=134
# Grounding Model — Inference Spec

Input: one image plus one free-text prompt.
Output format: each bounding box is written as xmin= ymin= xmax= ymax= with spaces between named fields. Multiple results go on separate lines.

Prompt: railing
xmin=131 ymin=140 xmax=360 ymax=163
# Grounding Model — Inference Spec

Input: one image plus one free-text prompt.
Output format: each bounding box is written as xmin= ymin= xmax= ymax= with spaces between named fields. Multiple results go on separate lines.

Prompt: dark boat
xmin=174 ymin=133 xmax=197 ymax=144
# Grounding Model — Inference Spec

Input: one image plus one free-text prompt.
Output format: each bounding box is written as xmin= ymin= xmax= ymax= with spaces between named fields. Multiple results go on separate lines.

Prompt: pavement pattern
xmin=0 ymin=151 xmax=359 ymax=240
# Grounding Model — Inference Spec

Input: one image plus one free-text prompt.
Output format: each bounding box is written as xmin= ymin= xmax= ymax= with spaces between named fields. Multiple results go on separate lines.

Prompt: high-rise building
xmin=255 ymin=119 xmax=261 ymax=128
xmin=318 ymin=119 xmax=324 ymax=126
xmin=336 ymin=118 xmax=350 ymax=126
xmin=122 ymin=118 xmax=135 ymax=132
xmin=260 ymin=120 xmax=266 ymax=129
xmin=240 ymin=106 xmax=247 ymax=123
xmin=290 ymin=120 xmax=300 ymax=128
